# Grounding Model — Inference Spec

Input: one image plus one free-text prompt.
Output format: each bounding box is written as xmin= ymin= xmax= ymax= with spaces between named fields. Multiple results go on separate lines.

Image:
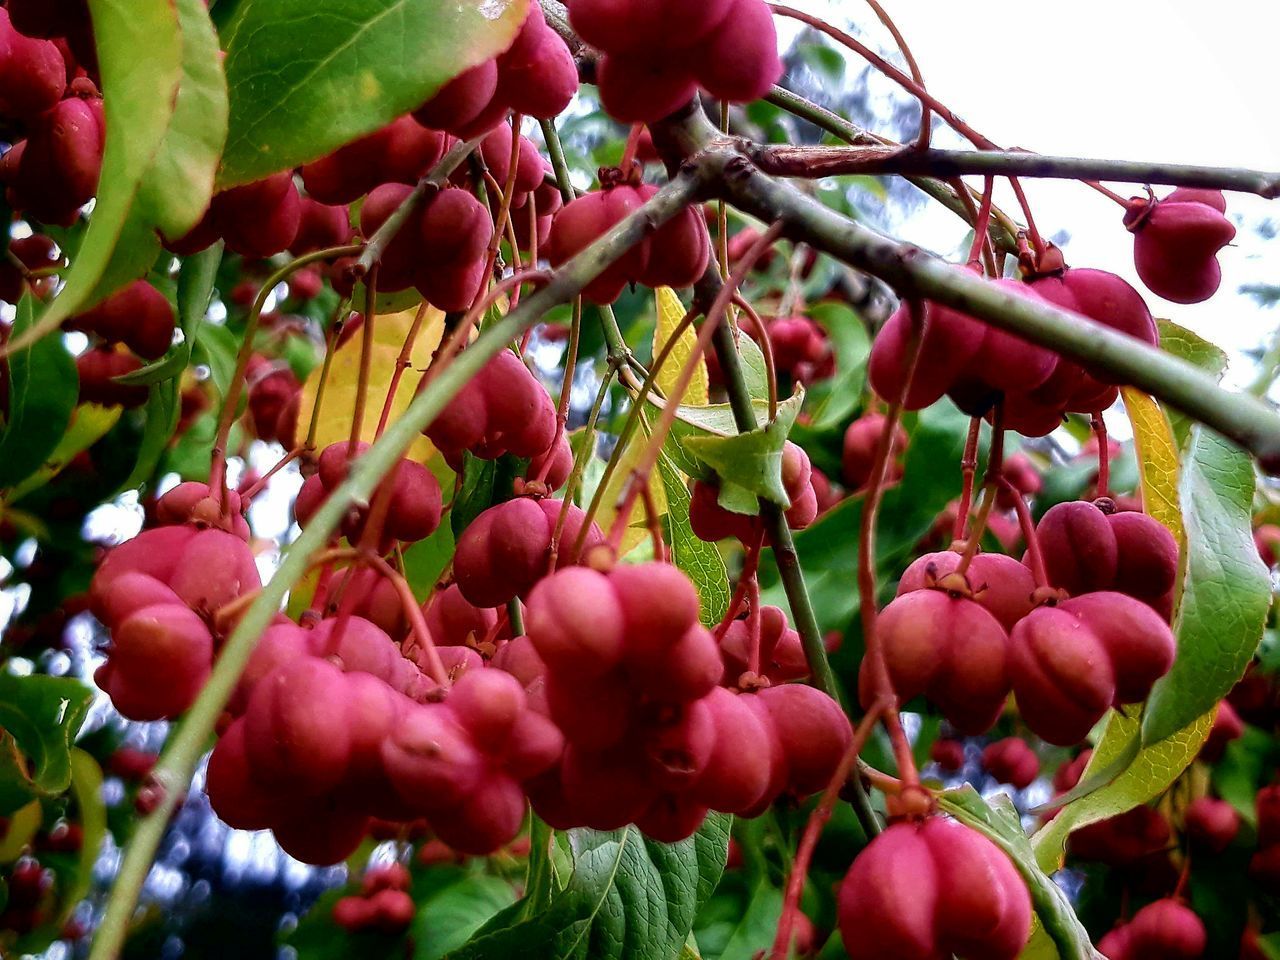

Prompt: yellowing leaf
xmin=296 ymin=306 xmax=444 ymax=459
xmin=654 ymin=288 xmax=708 ymax=407
xmin=596 ymin=413 xmax=668 ymax=556
xmin=1030 ymin=707 xmax=1213 ymax=873
xmin=1122 ymin=388 xmax=1183 ymax=544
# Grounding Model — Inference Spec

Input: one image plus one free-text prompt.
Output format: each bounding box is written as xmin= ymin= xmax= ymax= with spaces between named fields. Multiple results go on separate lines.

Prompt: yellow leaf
xmin=596 ymin=412 xmax=669 ymax=557
xmin=296 ymin=306 xmax=445 ymax=460
xmin=1122 ymin=388 xmax=1183 ymax=544
xmin=654 ymin=288 xmax=708 ymax=407
xmin=1030 ymin=707 xmax=1213 ymax=873
xmin=0 ymin=800 xmax=41 ymax=862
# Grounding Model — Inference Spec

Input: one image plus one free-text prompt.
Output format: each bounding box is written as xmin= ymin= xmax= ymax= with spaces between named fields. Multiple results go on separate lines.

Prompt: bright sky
xmin=785 ymin=1 xmax=1280 ymax=390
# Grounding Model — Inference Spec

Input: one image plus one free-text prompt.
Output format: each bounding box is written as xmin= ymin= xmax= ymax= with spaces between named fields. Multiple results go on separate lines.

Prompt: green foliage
xmin=218 ymin=0 xmax=529 ymax=185
xmin=448 ymin=817 xmax=730 ymax=960
xmin=0 ymin=297 xmax=78 ymax=489
xmin=683 ymin=390 xmax=804 ymax=507
xmin=0 ymin=674 xmax=94 ymax=816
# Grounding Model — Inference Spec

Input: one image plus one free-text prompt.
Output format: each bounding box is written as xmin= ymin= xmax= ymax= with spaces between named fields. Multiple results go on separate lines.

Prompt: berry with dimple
xmin=767 ymin=314 xmax=834 ymax=384
xmin=896 ymin=551 xmax=1035 ymax=632
xmin=289 ymin=197 xmax=352 ymax=255
xmin=247 ymin=362 xmax=301 ymax=448
xmin=1009 ymin=592 xmax=1174 ymax=744
xmin=423 ymin=582 xmax=502 ymax=648
xmin=494 ymin=5 xmax=579 ymax=118
xmin=758 ymin=682 xmax=852 ymax=795
xmin=8 ymin=93 xmax=105 ymax=225
xmin=869 ymin=587 xmax=1011 ymax=734
xmin=545 ymin=182 xmax=652 ymax=303
xmin=1121 ymin=898 xmax=1207 ymax=960
xmin=413 ymin=61 xmax=499 ymax=134
xmin=156 ymin=480 xmax=250 ymax=540
xmin=301 ymin=115 xmax=448 ymax=205
xmin=981 ymin=737 xmax=1039 ymax=789
xmin=842 ymin=413 xmax=908 ymax=491
xmin=1199 ymin=700 xmax=1244 ymax=762
xmin=0 ymin=9 xmax=66 ymax=118
xmin=212 ymin=172 xmax=302 ymax=259
xmin=67 ymin=280 xmax=175 ymax=360
xmin=1125 ymin=188 xmax=1235 ymax=304
xmin=689 ymin=441 xmax=818 ymax=545
xmin=869 ymin=290 xmax=987 ymax=411
xmin=76 ymin=346 xmax=148 ymax=407
xmin=929 ymin=739 xmax=965 ymax=772
xmin=1068 ymin=806 xmax=1170 ymax=865
xmin=1183 ymin=796 xmax=1239 ymax=853
xmin=453 ymin=497 xmax=603 ymax=608
xmin=837 ymin=816 xmax=1032 ymax=960
xmin=719 ymin=604 xmax=808 ymax=684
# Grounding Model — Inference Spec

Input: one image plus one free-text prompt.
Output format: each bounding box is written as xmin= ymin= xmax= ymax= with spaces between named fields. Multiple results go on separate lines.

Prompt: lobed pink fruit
xmin=413 ymin=60 xmax=500 ymax=134
xmin=1068 ymin=806 xmax=1170 ymax=865
xmin=897 ymin=550 xmax=1036 ymax=632
xmin=1184 ymin=796 xmax=1240 ymax=853
xmin=423 ymin=582 xmax=501 ymax=647
xmin=568 ymin=0 xmax=735 ymax=54
xmin=1199 ymin=700 xmax=1244 ymax=762
xmin=289 ymin=197 xmax=352 ymax=255
xmin=1122 ymin=898 xmax=1207 ymax=960
xmin=11 ymin=94 xmax=105 ymax=225
xmin=425 ymin=348 xmax=556 ymax=462
xmin=689 ymin=441 xmax=817 ymax=545
xmin=495 ymin=4 xmax=579 ymax=117
xmin=872 ymin=589 xmax=1012 ymax=735
xmin=720 ymin=604 xmax=809 ymax=684
xmin=1035 ymin=500 xmax=1120 ymax=595
xmin=1058 ymin=592 xmax=1175 ymax=703
xmin=546 ymin=185 xmax=652 ymax=303
xmin=453 ymin=496 xmax=603 ymax=608
xmin=837 ymin=817 xmax=1032 ymax=960
xmin=697 ymin=0 xmax=783 ymax=102
xmin=635 ymin=185 xmax=711 ymax=289
xmin=981 ymin=737 xmax=1040 ymax=789
xmin=67 ymin=280 xmax=175 ymax=360
xmin=76 ymin=347 xmax=147 ymax=407
xmin=929 ymin=738 xmax=965 ymax=772
xmin=869 ymin=293 xmax=987 ymax=411
xmin=0 ymin=9 xmax=66 ymax=118
xmin=525 ymin=566 xmax=626 ymax=677
xmin=842 ymin=412 xmax=908 ymax=490
xmin=758 ymin=682 xmax=852 ymax=796
xmin=1126 ymin=188 xmax=1235 ymax=304
xmin=212 ymin=172 xmax=302 ymax=259
xmin=690 ymin=687 xmax=775 ymax=814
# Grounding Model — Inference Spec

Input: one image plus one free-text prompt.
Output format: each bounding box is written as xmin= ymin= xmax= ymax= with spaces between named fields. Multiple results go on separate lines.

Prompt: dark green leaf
xmin=414 ymin=875 xmax=518 ymax=960
xmin=0 ymin=674 xmax=95 ymax=816
xmin=1142 ymin=428 xmax=1270 ymax=745
xmin=803 ymin=302 xmax=870 ymax=432
xmin=449 ymin=815 xmax=730 ymax=960
xmin=711 ymin=881 xmax=782 ymax=960
xmin=0 ymin=297 xmax=78 ymax=489
xmin=193 ymin=322 xmax=240 ymax=401
xmin=219 ymin=0 xmax=529 ymax=186
xmin=452 ymin=454 xmax=500 ymax=540
xmin=120 ymin=379 xmax=182 ymax=492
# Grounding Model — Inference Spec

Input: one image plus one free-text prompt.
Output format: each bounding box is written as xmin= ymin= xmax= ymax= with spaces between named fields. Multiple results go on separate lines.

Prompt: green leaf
xmin=0 ymin=296 xmax=78 ymax=489
xmin=657 ymin=453 xmax=731 ymax=627
xmin=193 ymin=322 xmax=240 ymax=402
xmin=727 ymin=328 xmax=771 ymax=404
xmin=120 ymin=379 xmax=182 ymax=491
xmin=712 ymin=881 xmax=783 ymax=960
xmin=449 ymin=815 xmax=730 ymax=960
xmin=0 ymin=674 xmax=95 ymax=816
xmin=938 ymin=786 xmax=1099 ymax=960
xmin=6 ymin=404 xmax=121 ymax=504
xmin=31 ymin=0 xmax=182 ymax=337
xmin=683 ymin=391 xmax=804 ymax=506
xmin=451 ymin=454 xmax=500 ymax=540
xmin=803 ymin=302 xmax=870 ymax=432
xmin=117 ymin=244 xmax=223 ymax=386
xmin=1157 ymin=320 xmax=1228 ymax=448
xmin=414 ymin=875 xmax=518 ymax=960
xmin=135 ymin=0 xmax=229 ymax=240
xmin=218 ymin=0 xmax=530 ymax=186
xmin=55 ymin=750 xmax=107 ymax=929
xmin=1142 ymin=428 xmax=1269 ymax=745
xmin=1030 ymin=707 xmax=1213 ymax=874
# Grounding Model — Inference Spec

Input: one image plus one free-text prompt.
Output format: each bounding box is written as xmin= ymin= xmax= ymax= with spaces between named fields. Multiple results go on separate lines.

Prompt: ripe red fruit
xmin=423 ymin=583 xmax=501 ymax=647
xmin=0 ymin=9 xmax=66 ymax=118
xmin=871 ymin=589 xmax=1011 ymax=734
xmin=212 ymin=173 xmax=302 ymax=259
xmin=1122 ymin=898 xmax=1207 ymax=960
xmin=766 ymin=314 xmax=834 ymax=384
xmin=494 ymin=3 xmax=578 ymax=118
xmin=453 ymin=497 xmax=603 ymax=608
xmin=525 ymin=566 xmax=626 ymax=678
xmin=98 ymin=604 xmax=213 ymax=720
xmin=929 ymin=738 xmax=965 ymax=772
xmin=76 ymin=347 xmax=147 ymax=407
xmin=981 ymin=737 xmax=1039 ymax=789
xmin=757 ymin=683 xmax=852 ymax=796
xmin=1068 ymin=806 xmax=1170 ymax=865
xmin=896 ymin=551 xmax=1035 ymax=632
xmin=301 ymin=116 xmax=447 ymax=205
xmin=426 ymin=348 xmax=556 ymax=464
xmin=719 ymin=604 xmax=808 ymax=683
xmin=690 ymin=687 xmax=775 ymax=814
xmin=1125 ymin=188 xmax=1235 ymax=304
xmin=247 ymin=364 xmax=301 ymax=447
xmin=869 ymin=293 xmax=987 ymax=411
xmin=1053 ymin=749 xmax=1092 ymax=793
xmin=67 ymin=280 xmax=175 ymax=360
xmin=413 ymin=60 xmax=500 ymax=134
xmin=416 ymin=187 xmax=493 ymax=311
xmin=837 ymin=817 xmax=1032 ymax=960
xmin=568 ymin=0 xmax=734 ymax=53
xmin=697 ymin=0 xmax=783 ymax=103
xmin=289 ymin=197 xmax=352 ymax=255
xmin=546 ymin=184 xmax=650 ymax=303
xmin=842 ymin=413 xmax=908 ymax=490
xmin=11 ymin=94 xmax=105 ymax=225
xmin=1183 ymin=796 xmax=1239 ymax=853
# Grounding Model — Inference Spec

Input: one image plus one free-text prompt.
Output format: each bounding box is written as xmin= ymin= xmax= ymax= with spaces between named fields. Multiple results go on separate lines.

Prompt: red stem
xmin=952 ymin=417 xmax=983 ymax=543
xmin=1002 ymin=477 xmax=1050 ymax=588
xmin=1092 ymin=412 xmax=1111 ymax=499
